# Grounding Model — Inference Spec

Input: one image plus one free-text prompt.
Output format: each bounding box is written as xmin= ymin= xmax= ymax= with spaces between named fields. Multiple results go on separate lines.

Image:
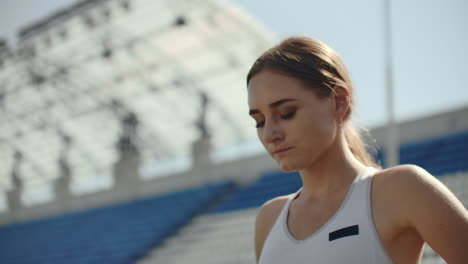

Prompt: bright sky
xmin=1 ymin=0 xmax=467 ymax=127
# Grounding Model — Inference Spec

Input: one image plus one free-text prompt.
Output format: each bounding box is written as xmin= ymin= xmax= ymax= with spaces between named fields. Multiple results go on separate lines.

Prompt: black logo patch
xmin=329 ymin=225 xmax=359 ymax=241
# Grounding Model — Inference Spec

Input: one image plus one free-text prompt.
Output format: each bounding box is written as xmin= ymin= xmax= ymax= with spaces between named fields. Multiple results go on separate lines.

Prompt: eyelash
xmin=255 ymin=110 xmax=297 ymax=128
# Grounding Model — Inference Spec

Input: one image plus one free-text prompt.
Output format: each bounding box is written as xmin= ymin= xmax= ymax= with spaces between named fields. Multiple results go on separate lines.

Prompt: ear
xmin=333 ymin=86 xmax=350 ymax=122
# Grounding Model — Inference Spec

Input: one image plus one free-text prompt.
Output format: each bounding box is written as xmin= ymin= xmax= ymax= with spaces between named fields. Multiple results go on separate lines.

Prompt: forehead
xmin=247 ymin=69 xmax=313 ymax=108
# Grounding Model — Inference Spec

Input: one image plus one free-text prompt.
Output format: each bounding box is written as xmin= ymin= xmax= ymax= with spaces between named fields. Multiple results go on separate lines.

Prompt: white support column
xmin=383 ymin=0 xmax=399 ymax=168
xmin=54 ymin=157 xmax=73 ymax=210
xmin=113 ymin=112 xmax=141 ymax=201
xmin=6 ymin=162 xmax=23 ymax=223
xmin=191 ymin=135 xmax=213 ymax=183
xmin=113 ymin=145 xmax=141 ymax=200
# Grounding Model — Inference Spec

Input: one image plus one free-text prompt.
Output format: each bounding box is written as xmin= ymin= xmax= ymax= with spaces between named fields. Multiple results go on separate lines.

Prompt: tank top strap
xmin=277 ymin=187 xmax=302 ymax=222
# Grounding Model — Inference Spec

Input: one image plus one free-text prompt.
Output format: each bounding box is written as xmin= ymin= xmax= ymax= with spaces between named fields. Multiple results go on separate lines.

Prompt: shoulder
xmin=371 ymin=164 xmax=445 ymax=199
xmin=371 ymin=164 xmax=458 ymax=212
xmin=254 ymin=194 xmax=291 ymax=262
xmin=372 ymin=164 xmax=430 ymax=182
xmin=255 ymin=195 xmax=290 ymax=231
xmin=371 ymin=164 xmax=468 ymax=230
xmin=372 ymin=165 xmax=468 ymax=263
xmin=369 ymin=165 xmax=432 ymax=229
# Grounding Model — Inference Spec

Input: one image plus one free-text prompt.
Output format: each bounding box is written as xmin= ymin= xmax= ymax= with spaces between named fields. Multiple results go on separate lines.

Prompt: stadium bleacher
xmin=0 ymin=131 xmax=466 ymax=264
xmin=138 ymin=130 xmax=468 ymax=264
xmin=0 ymin=180 xmax=235 ymax=264
xmin=209 ymin=170 xmax=302 ymax=214
xmin=0 ymin=0 xmax=466 ymax=262
xmin=400 ymin=130 xmax=468 ymax=176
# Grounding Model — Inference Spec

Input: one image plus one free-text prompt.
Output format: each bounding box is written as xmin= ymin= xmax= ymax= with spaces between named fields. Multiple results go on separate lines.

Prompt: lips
xmin=272 ymin=147 xmax=293 ymax=155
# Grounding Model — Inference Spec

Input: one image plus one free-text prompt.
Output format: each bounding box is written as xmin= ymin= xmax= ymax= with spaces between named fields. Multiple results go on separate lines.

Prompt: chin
xmin=277 ymin=159 xmax=301 ymax=172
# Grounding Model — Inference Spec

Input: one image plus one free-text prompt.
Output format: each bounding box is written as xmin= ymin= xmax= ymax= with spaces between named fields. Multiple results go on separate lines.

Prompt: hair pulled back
xmin=247 ymin=36 xmax=380 ymax=168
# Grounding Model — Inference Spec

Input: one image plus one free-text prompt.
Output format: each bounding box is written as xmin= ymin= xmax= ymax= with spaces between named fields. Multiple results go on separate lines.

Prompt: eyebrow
xmin=249 ymin=98 xmax=297 ymax=115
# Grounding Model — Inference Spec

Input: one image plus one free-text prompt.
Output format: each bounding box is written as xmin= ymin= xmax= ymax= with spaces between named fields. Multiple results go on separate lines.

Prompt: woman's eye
xmin=281 ymin=110 xmax=296 ymax=120
xmin=255 ymin=121 xmax=265 ymax=128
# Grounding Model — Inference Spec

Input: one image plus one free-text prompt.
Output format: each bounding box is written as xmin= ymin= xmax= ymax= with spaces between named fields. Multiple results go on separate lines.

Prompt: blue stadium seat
xmin=209 ymin=171 xmax=302 ymax=214
xmin=378 ymin=130 xmax=468 ymax=176
xmin=0 ymin=180 xmax=235 ymax=264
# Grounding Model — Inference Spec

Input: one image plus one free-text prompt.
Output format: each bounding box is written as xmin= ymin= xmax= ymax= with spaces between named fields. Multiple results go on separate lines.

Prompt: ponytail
xmin=343 ymin=123 xmax=381 ymax=169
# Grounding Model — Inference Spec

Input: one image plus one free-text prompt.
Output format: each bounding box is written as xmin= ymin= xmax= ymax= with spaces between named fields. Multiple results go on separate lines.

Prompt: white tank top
xmin=259 ymin=167 xmax=394 ymax=264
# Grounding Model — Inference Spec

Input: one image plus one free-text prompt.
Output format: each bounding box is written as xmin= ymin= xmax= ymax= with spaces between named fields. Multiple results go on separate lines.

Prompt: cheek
xmin=300 ymin=109 xmax=335 ymax=133
xmin=296 ymin=111 xmax=337 ymax=152
xmin=317 ymin=117 xmax=337 ymax=138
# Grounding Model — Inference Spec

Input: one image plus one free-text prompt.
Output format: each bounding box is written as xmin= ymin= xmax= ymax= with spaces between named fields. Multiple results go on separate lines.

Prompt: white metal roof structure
xmin=0 ymin=0 xmax=274 ymax=206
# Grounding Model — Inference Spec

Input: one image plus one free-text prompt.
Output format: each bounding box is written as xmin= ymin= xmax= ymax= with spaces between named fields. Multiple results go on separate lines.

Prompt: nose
xmin=262 ymin=119 xmax=285 ymax=144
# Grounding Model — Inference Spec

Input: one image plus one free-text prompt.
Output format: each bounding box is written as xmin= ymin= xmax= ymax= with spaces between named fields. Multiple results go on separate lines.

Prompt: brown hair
xmin=247 ymin=36 xmax=380 ymax=168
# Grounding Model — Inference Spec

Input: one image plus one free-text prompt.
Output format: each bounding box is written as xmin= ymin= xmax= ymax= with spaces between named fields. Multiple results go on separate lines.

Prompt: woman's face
xmin=248 ymin=69 xmax=339 ymax=172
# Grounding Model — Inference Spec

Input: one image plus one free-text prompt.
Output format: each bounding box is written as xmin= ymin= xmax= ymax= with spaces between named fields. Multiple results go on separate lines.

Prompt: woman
xmin=247 ymin=36 xmax=468 ymax=263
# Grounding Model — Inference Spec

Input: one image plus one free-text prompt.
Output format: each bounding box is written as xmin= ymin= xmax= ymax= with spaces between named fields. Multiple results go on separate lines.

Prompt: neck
xmin=298 ymin=132 xmax=366 ymax=201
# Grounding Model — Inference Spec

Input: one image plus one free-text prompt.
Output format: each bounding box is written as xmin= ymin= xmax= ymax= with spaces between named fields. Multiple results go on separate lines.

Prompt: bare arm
xmin=393 ymin=165 xmax=468 ymax=263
